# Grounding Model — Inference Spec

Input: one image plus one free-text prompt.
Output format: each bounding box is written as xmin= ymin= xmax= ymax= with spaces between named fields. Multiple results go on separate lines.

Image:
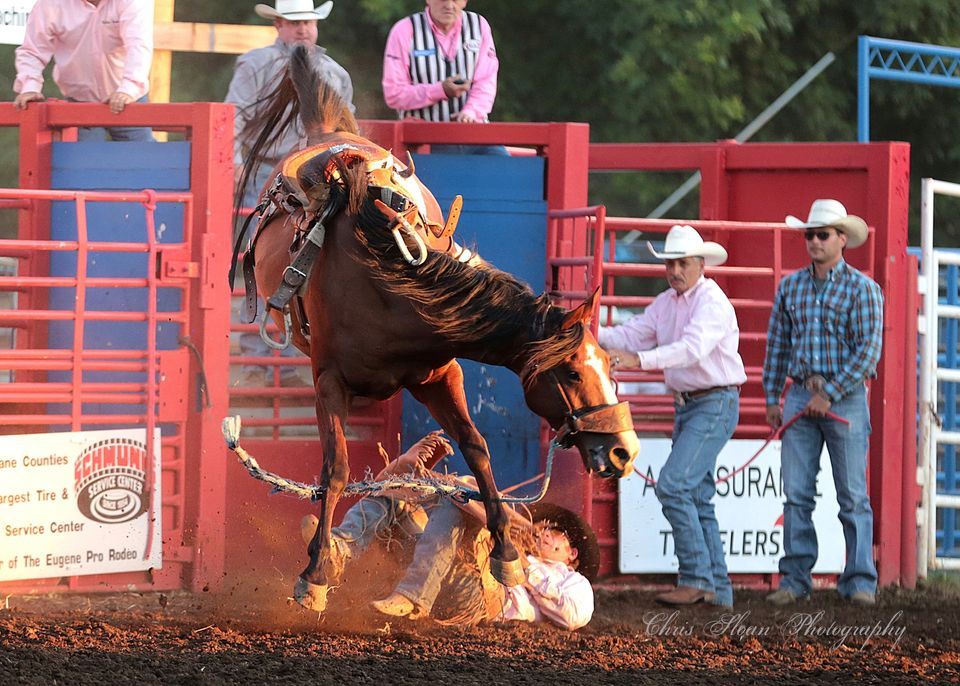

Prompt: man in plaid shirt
xmin=762 ymin=199 xmax=884 ymax=607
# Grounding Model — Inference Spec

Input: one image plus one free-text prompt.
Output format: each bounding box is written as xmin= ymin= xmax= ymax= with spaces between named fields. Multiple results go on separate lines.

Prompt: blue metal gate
xmin=400 ymin=152 xmax=549 ymax=489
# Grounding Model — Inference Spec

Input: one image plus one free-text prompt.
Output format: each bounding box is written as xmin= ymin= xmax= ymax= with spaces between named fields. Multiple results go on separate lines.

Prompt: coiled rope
xmin=221 ymin=415 xmax=556 ymax=504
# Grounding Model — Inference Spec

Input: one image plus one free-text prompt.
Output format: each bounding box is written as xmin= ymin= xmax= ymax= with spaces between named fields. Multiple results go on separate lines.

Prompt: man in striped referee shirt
xmin=382 ymin=0 xmax=506 ymax=154
xmin=762 ymin=199 xmax=884 ymax=606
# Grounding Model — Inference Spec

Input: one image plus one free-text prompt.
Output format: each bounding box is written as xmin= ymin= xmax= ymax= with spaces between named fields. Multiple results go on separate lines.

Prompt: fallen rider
xmin=300 ymin=432 xmax=597 ymax=630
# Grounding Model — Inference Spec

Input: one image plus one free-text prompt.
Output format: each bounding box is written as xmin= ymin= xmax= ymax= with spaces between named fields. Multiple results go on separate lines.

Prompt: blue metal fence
xmin=400 ymin=153 xmax=548 ymax=490
xmin=857 ymin=36 xmax=960 ymax=142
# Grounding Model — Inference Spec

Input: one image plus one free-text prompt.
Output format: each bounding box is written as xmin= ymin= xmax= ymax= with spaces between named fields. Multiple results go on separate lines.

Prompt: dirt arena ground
xmin=2 ymin=577 xmax=959 ymax=685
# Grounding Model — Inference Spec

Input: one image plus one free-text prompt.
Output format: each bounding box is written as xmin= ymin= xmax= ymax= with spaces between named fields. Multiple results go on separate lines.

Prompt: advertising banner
xmin=0 ymin=0 xmax=35 ymax=46
xmin=0 ymin=428 xmax=162 ymax=582
xmin=619 ymin=438 xmax=845 ymax=574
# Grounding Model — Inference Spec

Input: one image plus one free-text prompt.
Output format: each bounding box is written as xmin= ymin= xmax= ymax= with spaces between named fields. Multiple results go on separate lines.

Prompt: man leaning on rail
xmin=13 ymin=0 xmax=155 ymax=142
xmin=763 ymin=199 xmax=883 ymax=607
xmin=600 ymin=225 xmax=746 ymax=608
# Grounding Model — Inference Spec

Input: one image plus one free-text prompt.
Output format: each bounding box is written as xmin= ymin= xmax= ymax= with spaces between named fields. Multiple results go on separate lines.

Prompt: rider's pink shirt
xmin=382 ymin=8 xmax=498 ymax=121
xmin=14 ymin=0 xmax=153 ymax=103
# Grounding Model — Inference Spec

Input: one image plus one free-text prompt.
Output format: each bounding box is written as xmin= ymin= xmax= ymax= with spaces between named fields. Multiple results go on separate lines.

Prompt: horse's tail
xmin=234 ymin=44 xmax=358 ymax=222
xmin=288 ymin=44 xmax=358 ymax=141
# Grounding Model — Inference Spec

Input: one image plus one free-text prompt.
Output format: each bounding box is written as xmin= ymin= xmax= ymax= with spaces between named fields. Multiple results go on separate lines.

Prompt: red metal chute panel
xmin=0 ymin=102 xmax=233 ymax=595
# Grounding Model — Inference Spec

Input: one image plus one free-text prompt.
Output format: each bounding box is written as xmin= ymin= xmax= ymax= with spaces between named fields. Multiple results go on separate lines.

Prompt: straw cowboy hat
xmin=255 ymin=0 xmax=333 ymax=21
xmin=526 ymin=502 xmax=601 ymax=581
xmin=785 ymin=199 xmax=868 ymax=249
xmin=647 ymin=224 xmax=728 ymax=267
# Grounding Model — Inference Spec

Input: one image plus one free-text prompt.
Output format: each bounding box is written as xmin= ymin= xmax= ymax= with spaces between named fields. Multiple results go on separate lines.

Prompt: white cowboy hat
xmin=255 ymin=0 xmax=333 ymax=21
xmin=784 ymin=199 xmax=868 ymax=249
xmin=647 ymin=224 xmax=728 ymax=267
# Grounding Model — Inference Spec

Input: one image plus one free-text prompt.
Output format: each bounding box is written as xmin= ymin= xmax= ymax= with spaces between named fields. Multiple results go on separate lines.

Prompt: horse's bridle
xmin=549 ymin=370 xmax=635 ymax=448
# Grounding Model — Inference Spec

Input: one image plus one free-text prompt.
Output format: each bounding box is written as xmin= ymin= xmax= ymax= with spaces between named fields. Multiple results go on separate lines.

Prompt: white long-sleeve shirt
xmin=14 ymin=0 xmax=153 ymax=103
xmin=500 ymin=556 xmax=594 ymax=630
xmin=598 ymin=276 xmax=747 ymax=393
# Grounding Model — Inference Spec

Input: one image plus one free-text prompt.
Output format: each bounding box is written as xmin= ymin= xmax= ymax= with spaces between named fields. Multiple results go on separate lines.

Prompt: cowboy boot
xmin=655 ymin=585 xmax=716 ymax=606
xmin=370 ymin=592 xmax=426 ymax=620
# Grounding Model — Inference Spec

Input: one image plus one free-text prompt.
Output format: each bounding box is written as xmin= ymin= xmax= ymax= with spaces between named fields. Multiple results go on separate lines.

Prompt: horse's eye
xmin=567 ymin=370 xmax=582 ymax=383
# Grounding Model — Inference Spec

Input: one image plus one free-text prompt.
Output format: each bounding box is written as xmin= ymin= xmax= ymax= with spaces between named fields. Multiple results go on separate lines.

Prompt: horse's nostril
xmin=611 ymin=447 xmax=629 ymax=467
xmin=611 ymin=447 xmax=634 ymax=477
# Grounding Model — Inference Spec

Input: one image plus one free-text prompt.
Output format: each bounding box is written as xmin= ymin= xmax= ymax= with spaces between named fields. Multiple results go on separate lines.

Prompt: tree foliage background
xmin=1 ymin=0 xmax=960 ymax=242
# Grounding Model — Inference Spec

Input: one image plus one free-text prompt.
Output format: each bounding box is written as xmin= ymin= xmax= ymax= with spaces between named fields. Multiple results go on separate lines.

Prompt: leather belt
xmin=675 ymin=385 xmax=740 ymax=404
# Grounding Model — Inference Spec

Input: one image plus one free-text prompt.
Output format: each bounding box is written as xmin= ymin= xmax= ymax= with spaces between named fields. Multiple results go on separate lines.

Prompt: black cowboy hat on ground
xmin=527 ymin=502 xmax=600 ymax=582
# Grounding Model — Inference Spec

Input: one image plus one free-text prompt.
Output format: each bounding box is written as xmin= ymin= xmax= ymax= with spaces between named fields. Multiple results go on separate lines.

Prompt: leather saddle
xmin=279 ymin=133 xmax=462 ymax=248
xmin=239 ymin=133 xmax=474 ymax=347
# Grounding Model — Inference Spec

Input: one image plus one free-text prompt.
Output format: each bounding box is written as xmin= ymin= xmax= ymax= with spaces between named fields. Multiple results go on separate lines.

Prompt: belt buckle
xmin=804 ymin=375 xmax=827 ymax=394
xmin=282 ymin=264 xmax=307 ymax=287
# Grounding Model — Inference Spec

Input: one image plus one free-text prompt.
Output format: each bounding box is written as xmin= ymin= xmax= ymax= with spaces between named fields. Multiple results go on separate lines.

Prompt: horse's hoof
xmin=489 ymin=556 xmax=525 ymax=587
xmin=293 ymin=576 xmax=329 ymax=612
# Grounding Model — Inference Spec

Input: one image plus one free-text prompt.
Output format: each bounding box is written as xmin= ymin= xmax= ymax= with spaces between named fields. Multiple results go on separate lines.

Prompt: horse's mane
xmin=349 ymin=196 xmax=586 ymax=387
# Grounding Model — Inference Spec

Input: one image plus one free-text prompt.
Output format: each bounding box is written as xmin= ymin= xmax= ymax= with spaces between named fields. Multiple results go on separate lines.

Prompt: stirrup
xmin=259 ymin=307 xmax=292 ymax=351
xmin=374 ymin=198 xmax=427 ymax=266
xmin=391 ymin=219 xmax=427 ymax=266
xmin=393 ymin=222 xmax=427 ymax=267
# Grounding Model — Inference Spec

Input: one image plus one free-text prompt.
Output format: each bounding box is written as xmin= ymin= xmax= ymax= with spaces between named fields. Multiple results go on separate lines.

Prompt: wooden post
xmin=150 ymin=0 xmax=175 ymax=141
xmin=150 ymin=0 xmax=175 ymax=105
xmin=154 ymin=22 xmax=276 ymax=55
xmin=149 ymin=0 xmax=276 ymax=106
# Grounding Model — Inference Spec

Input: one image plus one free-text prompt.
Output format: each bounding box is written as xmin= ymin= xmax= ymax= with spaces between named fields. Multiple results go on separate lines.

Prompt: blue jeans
xmin=338 ymin=496 xmax=483 ymax=617
xmin=778 ymin=384 xmax=877 ymax=597
xmin=394 ymin=498 xmax=483 ymax=615
xmin=71 ymin=95 xmax=155 ymax=142
xmin=655 ymin=388 xmax=739 ymax=606
xmin=239 ymin=161 xmax=276 ymax=210
xmin=333 ymin=496 xmax=424 ymax=554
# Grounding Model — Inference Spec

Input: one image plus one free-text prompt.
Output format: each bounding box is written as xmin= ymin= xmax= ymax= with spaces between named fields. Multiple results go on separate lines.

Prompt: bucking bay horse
xmin=234 ymin=45 xmax=640 ymax=611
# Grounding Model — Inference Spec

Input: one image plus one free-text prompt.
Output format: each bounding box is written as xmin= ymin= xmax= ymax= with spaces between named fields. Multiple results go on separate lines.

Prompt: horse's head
xmin=521 ymin=291 xmax=640 ymax=478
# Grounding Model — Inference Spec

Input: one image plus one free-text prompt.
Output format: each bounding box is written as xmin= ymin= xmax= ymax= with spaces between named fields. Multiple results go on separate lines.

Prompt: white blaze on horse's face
xmin=583 ymin=341 xmax=641 ymax=473
xmin=584 ymin=342 xmax=618 ymax=406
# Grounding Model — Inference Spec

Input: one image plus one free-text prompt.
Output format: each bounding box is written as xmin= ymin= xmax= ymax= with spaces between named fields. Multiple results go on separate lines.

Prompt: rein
xmin=631 ymin=409 xmax=851 ymax=487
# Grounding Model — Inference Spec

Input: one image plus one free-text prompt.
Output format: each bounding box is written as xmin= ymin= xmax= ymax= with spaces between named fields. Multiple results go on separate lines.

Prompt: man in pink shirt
xmin=13 ymin=0 xmax=153 ymax=141
xmin=382 ymin=0 xmax=505 ymax=155
xmin=600 ymin=224 xmax=746 ymax=608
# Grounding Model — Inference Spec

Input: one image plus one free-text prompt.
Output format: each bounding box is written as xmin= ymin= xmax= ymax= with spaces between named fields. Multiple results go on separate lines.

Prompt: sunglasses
xmin=804 ymin=229 xmax=838 ymax=241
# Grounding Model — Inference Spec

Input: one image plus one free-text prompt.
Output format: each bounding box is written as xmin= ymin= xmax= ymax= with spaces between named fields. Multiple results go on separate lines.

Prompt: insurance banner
xmin=0 ymin=427 xmax=162 ymax=582
xmin=619 ymin=438 xmax=845 ymax=574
